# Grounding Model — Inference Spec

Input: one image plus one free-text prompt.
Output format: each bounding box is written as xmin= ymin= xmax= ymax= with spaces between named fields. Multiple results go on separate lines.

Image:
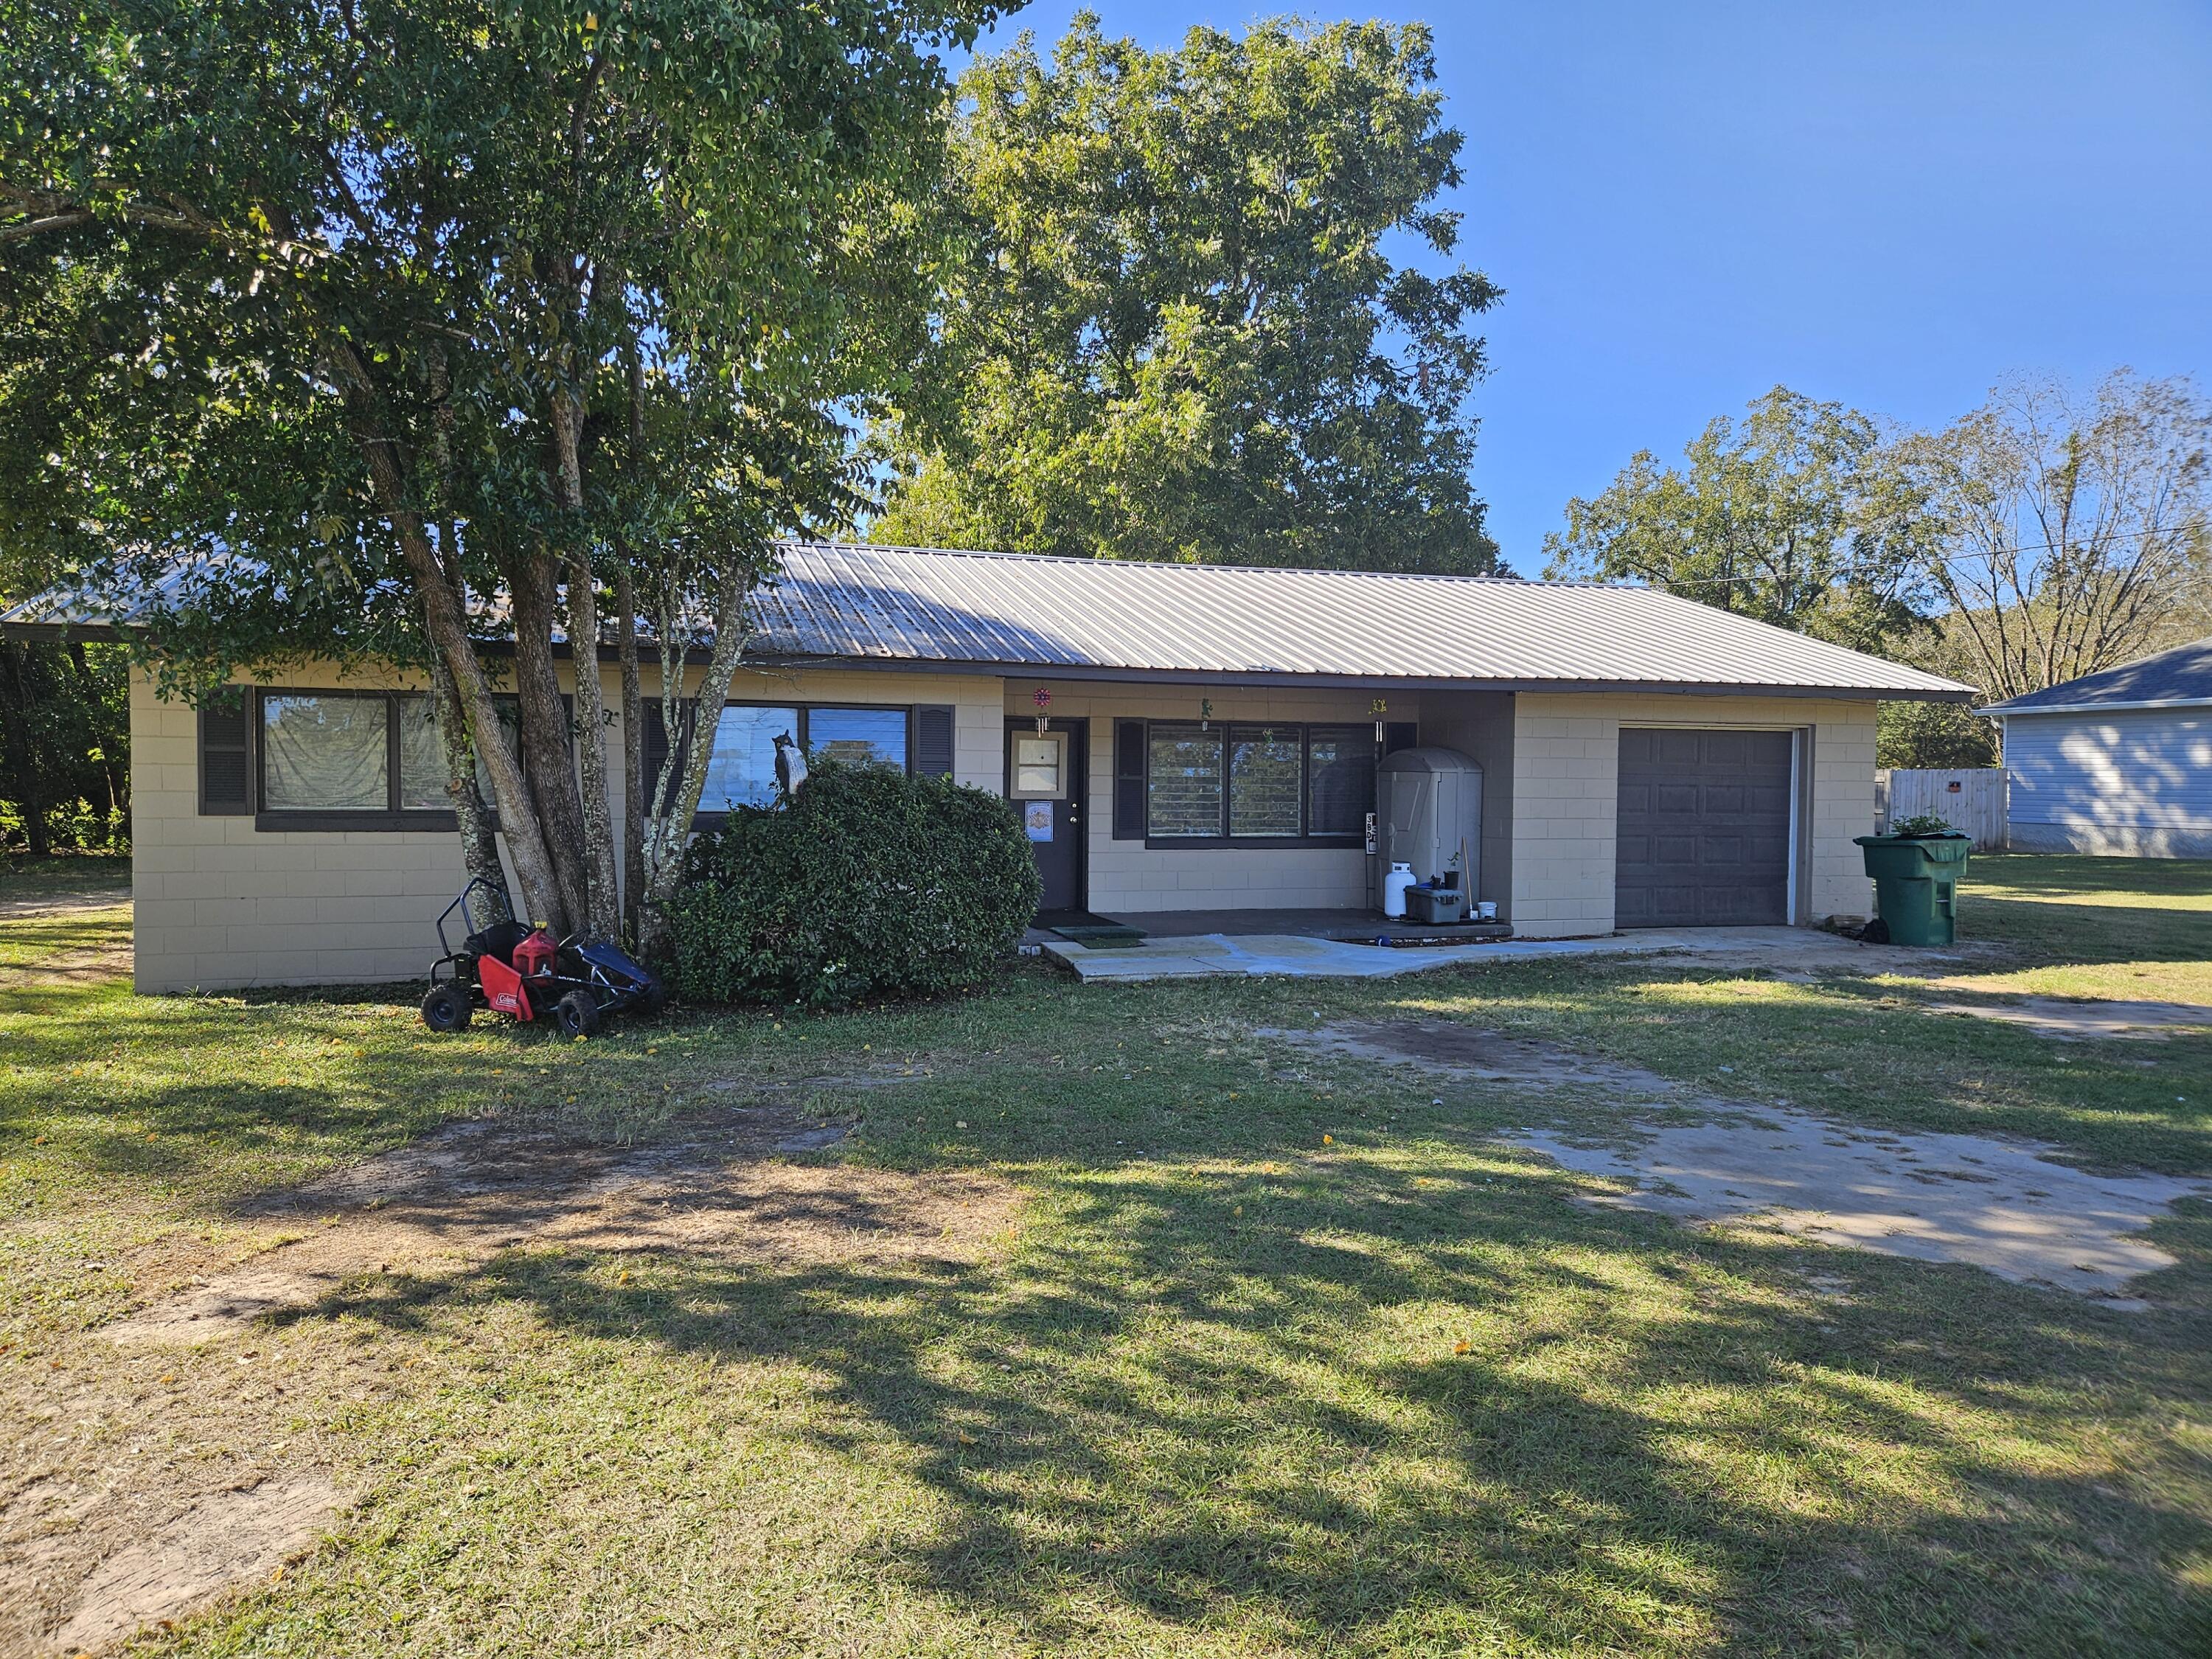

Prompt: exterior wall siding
xmin=131 ymin=661 xmax=1007 ymax=992
xmin=2003 ymin=709 xmax=2212 ymax=858
xmin=1506 ymin=692 xmax=1879 ymax=938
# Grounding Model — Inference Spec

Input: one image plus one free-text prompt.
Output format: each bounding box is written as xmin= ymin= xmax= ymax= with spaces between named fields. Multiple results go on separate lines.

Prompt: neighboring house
xmin=1983 ymin=637 xmax=2212 ymax=858
xmin=4 ymin=542 xmax=1971 ymax=990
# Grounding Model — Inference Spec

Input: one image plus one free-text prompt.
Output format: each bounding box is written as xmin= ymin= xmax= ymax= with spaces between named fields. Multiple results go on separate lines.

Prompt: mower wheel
xmin=421 ymin=982 xmax=473 ymax=1032
xmin=554 ymin=990 xmax=602 ymax=1039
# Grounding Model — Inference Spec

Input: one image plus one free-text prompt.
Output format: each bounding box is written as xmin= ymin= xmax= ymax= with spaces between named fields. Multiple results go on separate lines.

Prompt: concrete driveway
xmin=1039 ymin=925 xmax=1955 ymax=982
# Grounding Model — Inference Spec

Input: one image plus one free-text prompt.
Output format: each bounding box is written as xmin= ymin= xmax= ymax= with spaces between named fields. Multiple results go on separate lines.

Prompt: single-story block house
xmin=1983 ymin=636 xmax=2212 ymax=858
xmin=5 ymin=543 xmax=1972 ymax=991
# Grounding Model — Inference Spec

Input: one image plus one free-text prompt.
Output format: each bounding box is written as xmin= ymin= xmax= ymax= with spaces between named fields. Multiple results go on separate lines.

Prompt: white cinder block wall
xmin=1507 ymin=692 xmax=1879 ymax=938
xmin=130 ymin=661 xmax=1006 ymax=992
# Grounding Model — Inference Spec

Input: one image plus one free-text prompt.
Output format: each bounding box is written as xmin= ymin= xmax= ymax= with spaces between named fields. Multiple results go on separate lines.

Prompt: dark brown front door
xmin=1006 ymin=718 xmax=1088 ymax=917
xmin=1615 ymin=728 xmax=1794 ymax=926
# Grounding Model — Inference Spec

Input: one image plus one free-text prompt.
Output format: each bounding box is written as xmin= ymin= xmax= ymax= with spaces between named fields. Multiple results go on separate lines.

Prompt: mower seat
xmin=464 ymin=919 xmax=531 ymax=965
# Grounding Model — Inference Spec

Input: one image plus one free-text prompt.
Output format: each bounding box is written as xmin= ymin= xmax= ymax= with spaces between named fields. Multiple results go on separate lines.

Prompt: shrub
xmin=661 ymin=758 xmax=1042 ymax=1009
xmin=1889 ymin=812 xmax=1961 ymax=838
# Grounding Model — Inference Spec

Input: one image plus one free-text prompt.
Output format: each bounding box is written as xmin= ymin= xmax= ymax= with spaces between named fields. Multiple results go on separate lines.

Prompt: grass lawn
xmin=2 ymin=853 xmax=2208 ymax=1655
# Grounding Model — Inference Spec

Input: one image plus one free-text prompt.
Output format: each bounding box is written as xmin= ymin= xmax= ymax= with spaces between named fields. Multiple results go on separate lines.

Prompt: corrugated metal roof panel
xmin=4 ymin=540 xmax=1975 ymax=698
xmin=1982 ymin=636 xmax=2212 ymax=713
xmin=743 ymin=543 xmax=1972 ymax=697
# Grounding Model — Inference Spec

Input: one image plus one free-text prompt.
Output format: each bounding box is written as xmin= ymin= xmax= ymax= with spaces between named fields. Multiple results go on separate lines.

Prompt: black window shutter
xmin=1383 ymin=721 xmax=1419 ymax=756
xmin=199 ymin=691 xmax=252 ymax=815
xmin=1113 ymin=720 xmax=1147 ymax=839
xmin=916 ymin=706 xmax=955 ymax=777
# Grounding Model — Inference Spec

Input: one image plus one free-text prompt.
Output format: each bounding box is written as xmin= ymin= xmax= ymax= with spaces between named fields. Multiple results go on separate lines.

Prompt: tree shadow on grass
xmin=274 ymin=1141 xmax=2212 ymax=1657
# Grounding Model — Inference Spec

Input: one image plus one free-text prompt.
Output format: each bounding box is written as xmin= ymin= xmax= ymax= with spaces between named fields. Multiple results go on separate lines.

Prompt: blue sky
xmin=956 ymin=1 xmax=2212 ymax=570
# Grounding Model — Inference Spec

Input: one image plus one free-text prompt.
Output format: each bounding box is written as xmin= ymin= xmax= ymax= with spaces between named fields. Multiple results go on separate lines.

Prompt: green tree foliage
xmin=1877 ymin=700 xmax=1997 ymax=771
xmin=664 ymin=760 xmax=1040 ymax=1008
xmin=1543 ymin=387 xmax=1938 ymax=653
xmin=1898 ymin=371 xmax=2211 ymax=701
xmin=1 ymin=0 xmax=996 ymax=945
xmin=0 ymin=637 xmax=128 ymax=854
xmin=873 ymin=13 xmax=1504 ymax=573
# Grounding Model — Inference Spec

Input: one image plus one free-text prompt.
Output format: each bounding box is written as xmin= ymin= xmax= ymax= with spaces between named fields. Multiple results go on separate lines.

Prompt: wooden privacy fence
xmin=1875 ymin=768 xmax=2006 ymax=848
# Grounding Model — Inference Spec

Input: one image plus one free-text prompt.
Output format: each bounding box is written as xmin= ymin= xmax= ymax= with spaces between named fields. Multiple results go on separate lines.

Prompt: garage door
xmin=1615 ymin=728 xmax=1794 ymax=927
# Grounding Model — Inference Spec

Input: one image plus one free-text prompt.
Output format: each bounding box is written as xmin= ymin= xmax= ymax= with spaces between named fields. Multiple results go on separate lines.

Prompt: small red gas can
xmin=512 ymin=928 xmax=557 ymax=979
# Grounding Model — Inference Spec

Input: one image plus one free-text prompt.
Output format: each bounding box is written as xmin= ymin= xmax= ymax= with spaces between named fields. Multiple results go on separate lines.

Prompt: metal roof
xmin=4 ymin=540 xmax=1975 ymax=700
xmin=744 ymin=543 xmax=1972 ymax=698
xmin=1981 ymin=636 xmax=2212 ymax=716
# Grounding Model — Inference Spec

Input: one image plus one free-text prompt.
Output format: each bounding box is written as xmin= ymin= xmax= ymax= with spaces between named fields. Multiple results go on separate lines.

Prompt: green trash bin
xmin=1854 ymin=832 xmax=1972 ymax=945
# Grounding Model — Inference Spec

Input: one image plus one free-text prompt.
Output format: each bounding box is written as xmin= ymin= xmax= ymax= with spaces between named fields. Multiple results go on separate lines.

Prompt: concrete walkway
xmin=1040 ymin=925 xmax=1951 ymax=982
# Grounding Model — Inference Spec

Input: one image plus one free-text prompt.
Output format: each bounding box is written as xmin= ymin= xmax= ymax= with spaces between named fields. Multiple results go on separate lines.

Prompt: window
xmin=1010 ymin=733 xmax=1065 ymax=799
xmin=1305 ymin=726 xmax=1375 ymax=837
xmin=397 ymin=694 xmax=451 ymax=809
xmin=251 ymin=689 xmax=525 ymax=826
xmin=1147 ymin=725 xmax=1224 ymax=838
xmin=262 ymin=695 xmax=390 ymax=811
xmin=1132 ymin=720 xmax=1379 ymax=844
xmin=654 ymin=701 xmax=924 ymax=818
xmin=810 ymin=706 xmax=908 ymax=771
xmin=1228 ymin=727 xmax=1301 ymax=836
xmin=700 ymin=706 xmax=798 ymax=810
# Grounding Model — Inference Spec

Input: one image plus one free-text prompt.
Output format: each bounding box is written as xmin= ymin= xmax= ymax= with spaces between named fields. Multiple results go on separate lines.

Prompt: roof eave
xmin=1983 ymin=696 xmax=2212 ymax=717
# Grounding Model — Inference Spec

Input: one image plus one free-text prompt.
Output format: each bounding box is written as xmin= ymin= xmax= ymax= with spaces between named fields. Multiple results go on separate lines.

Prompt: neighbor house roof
xmin=1981 ymin=636 xmax=2212 ymax=716
xmin=4 ymin=540 xmax=1975 ymax=700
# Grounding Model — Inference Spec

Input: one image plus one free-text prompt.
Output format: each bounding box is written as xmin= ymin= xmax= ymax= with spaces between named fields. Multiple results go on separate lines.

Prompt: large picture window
xmin=654 ymin=701 xmax=934 ymax=819
xmin=254 ymin=689 xmax=526 ymax=827
xmin=1138 ymin=721 xmax=1377 ymax=844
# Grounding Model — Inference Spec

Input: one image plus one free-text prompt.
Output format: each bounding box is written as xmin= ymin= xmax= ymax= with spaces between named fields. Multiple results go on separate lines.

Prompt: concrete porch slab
xmin=1038 ymin=925 xmax=1950 ymax=982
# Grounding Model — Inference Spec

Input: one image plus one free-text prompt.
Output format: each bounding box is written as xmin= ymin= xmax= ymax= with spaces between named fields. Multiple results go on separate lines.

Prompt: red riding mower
xmin=420 ymin=878 xmax=665 ymax=1039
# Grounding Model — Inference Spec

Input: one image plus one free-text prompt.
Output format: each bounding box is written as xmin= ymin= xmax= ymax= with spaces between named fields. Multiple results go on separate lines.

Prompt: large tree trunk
xmin=504 ymin=550 xmax=593 ymax=931
xmin=426 ymin=642 xmax=508 ymax=902
xmin=563 ymin=556 xmax=623 ymax=942
xmin=341 ymin=378 xmax=570 ymax=932
xmin=635 ymin=563 xmax=756 ymax=959
xmin=614 ymin=561 xmax=646 ymax=940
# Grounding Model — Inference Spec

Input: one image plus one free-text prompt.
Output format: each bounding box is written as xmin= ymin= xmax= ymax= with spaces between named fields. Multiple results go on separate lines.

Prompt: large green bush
xmin=661 ymin=759 xmax=1042 ymax=1009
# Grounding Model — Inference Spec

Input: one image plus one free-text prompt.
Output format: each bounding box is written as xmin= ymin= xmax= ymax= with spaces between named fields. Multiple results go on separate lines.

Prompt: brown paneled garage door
xmin=1615 ymin=728 xmax=1794 ymax=927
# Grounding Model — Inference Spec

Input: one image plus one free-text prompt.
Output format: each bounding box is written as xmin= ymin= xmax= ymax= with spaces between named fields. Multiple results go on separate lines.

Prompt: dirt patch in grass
xmin=1923 ymin=994 xmax=2212 ymax=1040
xmin=1506 ymin=1107 xmax=2211 ymax=1301
xmin=107 ymin=1102 xmax=1017 ymax=1348
xmin=40 ymin=1474 xmax=349 ymax=1659
xmin=1258 ymin=1019 xmax=1691 ymax=1098
xmin=5 ymin=1099 xmax=1017 ymax=1656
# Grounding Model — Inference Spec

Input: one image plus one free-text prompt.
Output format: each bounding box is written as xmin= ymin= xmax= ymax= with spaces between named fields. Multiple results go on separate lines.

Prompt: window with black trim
xmin=653 ymin=700 xmax=925 ymax=817
xmin=251 ymin=689 xmax=524 ymax=829
xmin=1138 ymin=721 xmax=1378 ymax=844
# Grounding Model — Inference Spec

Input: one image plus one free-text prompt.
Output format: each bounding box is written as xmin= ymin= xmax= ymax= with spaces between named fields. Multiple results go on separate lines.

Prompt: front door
xmin=1006 ymin=718 xmax=1088 ymax=917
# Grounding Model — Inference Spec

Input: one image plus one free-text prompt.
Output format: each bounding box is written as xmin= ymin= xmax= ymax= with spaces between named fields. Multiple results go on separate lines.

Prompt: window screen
xmin=1228 ymin=727 xmax=1301 ymax=836
xmin=1305 ymin=726 xmax=1375 ymax=836
xmin=700 ymin=706 xmax=796 ymax=810
xmin=1147 ymin=725 xmax=1223 ymax=837
xmin=810 ymin=706 xmax=908 ymax=771
xmin=262 ymin=695 xmax=388 ymax=810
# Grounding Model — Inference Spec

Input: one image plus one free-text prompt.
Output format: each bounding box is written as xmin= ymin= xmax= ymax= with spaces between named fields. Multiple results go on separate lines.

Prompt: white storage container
xmin=1373 ymin=746 xmax=1483 ymax=912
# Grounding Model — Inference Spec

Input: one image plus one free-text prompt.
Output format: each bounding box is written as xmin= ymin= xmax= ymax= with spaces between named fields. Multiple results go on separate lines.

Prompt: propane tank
xmin=1382 ymin=862 xmax=1416 ymax=919
xmin=512 ymin=928 xmax=557 ymax=978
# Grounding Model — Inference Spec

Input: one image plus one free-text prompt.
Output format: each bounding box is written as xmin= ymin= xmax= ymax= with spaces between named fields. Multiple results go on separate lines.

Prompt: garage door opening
xmin=1615 ymin=728 xmax=1795 ymax=927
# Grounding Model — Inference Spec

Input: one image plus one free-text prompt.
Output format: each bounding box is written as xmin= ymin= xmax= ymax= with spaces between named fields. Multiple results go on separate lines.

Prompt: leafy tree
xmin=1543 ymin=387 xmax=1938 ymax=654
xmin=873 ymin=13 xmax=1503 ymax=574
xmin=1 ymin=0 xmax=995 ymax=946
xmin=1898 ymin=371 xmax=2211 ymax=701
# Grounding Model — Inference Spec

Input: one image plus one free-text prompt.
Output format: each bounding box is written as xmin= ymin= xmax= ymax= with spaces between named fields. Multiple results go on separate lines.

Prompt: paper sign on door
xmin=1025 ymin=801 xmax=1054 ymax=842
